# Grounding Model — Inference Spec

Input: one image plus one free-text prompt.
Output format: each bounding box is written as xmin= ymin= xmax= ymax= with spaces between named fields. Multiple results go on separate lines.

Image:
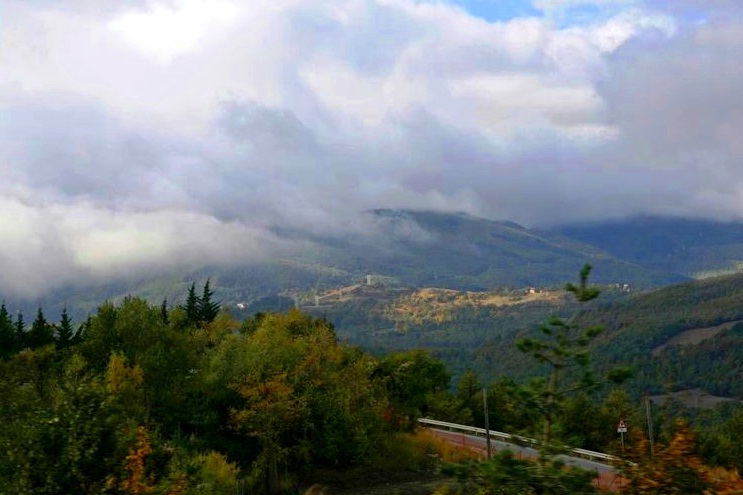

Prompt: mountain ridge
xmin=12 ymin=210 xmax=743 ymax=323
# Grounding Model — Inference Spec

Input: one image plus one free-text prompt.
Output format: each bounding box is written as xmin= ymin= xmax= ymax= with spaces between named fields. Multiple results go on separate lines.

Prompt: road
xmin=428 ymin=428 xmax=625 ymax=492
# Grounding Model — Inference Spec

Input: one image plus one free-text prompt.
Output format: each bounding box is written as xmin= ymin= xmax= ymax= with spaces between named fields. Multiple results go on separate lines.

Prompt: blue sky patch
xmin=446 ymin=0 xmax=542 ymax=22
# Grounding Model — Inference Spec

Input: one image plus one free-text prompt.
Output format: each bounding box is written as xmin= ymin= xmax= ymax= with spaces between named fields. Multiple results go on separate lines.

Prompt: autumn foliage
xmin=621 ymin=420 xmax=743 ymax=495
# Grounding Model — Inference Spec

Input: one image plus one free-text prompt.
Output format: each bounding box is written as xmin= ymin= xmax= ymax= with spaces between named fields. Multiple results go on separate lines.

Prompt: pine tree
xmin=15 ymin=311 xmax=25 ymax=350
xmin=27 ymin=307 xmax=54 ymax=348
xmin=56 ymin=307 xmax=74 ymax=349
xmin=72 ymin=316 xmax=91 ymax=346
xmin=185 ymin=283 xmax=200 ymax=326
xmin=515 ymin=264 xmax=631 ymax=449
xmin=198 ymin=278 xmax=220 ymax=324
xmin=0 ymin=301 xmax=16 ymax=358
xmin=160 ymin=298 xmax=169 ymax=325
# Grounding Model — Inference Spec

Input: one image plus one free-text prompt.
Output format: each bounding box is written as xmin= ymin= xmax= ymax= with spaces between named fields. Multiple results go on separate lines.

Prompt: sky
xmin=0 ymin=0 xmax=741 ymax=297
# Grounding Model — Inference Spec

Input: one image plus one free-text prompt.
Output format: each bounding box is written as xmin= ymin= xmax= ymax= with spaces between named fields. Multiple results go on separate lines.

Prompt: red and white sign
xmin=617 ymin=420 xmax=627 ymax=433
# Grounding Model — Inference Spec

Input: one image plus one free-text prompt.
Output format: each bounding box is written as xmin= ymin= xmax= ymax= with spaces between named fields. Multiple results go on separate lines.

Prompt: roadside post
xmin=483 ymin=387 xmax=492 ymax=459
xmin=617 ymin=420 xmax=628 ymax=453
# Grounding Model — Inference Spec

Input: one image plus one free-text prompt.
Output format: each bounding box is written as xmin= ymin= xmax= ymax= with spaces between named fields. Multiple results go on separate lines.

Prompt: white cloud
xmin=0 ymin=0 xmax=741 ymax=296
xmin=108 ymin=0 xmax=240 ymax=63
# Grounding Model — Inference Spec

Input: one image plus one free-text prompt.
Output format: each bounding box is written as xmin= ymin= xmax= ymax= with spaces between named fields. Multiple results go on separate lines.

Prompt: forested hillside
xmin=555 ymin=217 xmax=743 ymax=279
xmin=0 ymin=291 xmax=464 ymax=494
xmin=5 ymin=275 xmax=743 ymax=494
xmin=581 ymin=273 xmax=743 ymax=397
xmin=301 ymin=272 xmax=743 ymax=403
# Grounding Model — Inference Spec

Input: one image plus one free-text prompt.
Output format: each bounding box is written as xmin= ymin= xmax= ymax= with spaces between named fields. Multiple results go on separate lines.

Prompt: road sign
xmin=617 ymin=420 xmax=627 ymax=433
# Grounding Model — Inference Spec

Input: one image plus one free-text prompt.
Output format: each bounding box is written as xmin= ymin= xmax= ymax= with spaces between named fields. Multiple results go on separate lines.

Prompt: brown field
xmin=649 ymin=389 xmax=739 ymax=409
xmin=651 ymin=320 xmax=743 ymax=357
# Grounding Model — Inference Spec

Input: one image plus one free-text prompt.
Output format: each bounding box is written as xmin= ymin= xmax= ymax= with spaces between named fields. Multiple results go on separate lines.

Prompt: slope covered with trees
xmin=0 ymin=283 xmax=463 ymax=494
xmin=5 ymin=274 xmax=743 ymax=494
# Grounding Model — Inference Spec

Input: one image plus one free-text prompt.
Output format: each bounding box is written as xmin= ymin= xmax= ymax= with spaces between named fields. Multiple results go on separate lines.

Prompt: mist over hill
xmin=554 ymin=217 xmax=743 ymax=279
xmin=7 ymin=210 xmax=700 ymax=321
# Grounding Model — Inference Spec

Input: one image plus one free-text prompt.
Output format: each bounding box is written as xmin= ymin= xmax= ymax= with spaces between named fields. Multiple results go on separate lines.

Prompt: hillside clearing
xmin=652 ymin=320 xmax=743 ymax=357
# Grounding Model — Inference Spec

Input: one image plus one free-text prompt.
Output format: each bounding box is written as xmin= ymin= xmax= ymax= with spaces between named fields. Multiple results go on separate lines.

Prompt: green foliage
xmin=185 ymin=282 xmax=200 ymax=325
xmin=514 ymin=264 xmax=627 ymax=447
xmin=695 ymin=405 xmax=743 ymax=471
xmin=15 ymin=310 xmax=25 ymax=349
xmin=199 ymin=278 xmax=220 ymax=324
xmin=160 ymin=297 xmax=169 ymax=325
xmin=0 ymin=301 xmax=15 ymax=358
xmin=183 ymin=280 xmax=221 ymax=327
xmin=444 ymin=450 xmax=597 ymax=495
xmin=27 ymin=307 xmax=54 ymax=349
xmin=190 ymin=451 xmax=241 ymax=495
xmin=56 ymin=307 xmax=75 ymax=350
xmin=0 ymin=353 xmax=124 ymax=494
xmin=374 ymin=349 xmax=452 ymax=424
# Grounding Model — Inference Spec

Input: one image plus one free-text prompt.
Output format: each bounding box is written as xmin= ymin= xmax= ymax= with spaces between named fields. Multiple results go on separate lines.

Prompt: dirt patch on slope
xmin=652 ymin=320 xmax=743 ymax=357
xmin=650 ymin=389 xmax=740 ymax=409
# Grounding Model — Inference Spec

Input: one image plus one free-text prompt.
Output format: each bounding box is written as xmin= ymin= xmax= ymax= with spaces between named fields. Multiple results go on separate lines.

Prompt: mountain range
xmin=9 ymin=209 xmax=743 ymax=402
xmin=14 ymin=210 xmax=743 ymax=321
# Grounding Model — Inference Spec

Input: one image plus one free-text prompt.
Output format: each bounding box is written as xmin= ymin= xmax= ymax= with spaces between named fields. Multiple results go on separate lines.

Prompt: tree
xmin=456 ymin=370 xmax=483 ymax=424
xmin=444 ymin=450 xmax=598 ymax=495
xmin=14 ymin=311 xmax=25 ymax=350
xmin=160 ymin=297 xmax=169 ymax=325
xmin=199 ymin=278 xmax=220 ymax=324
xmin=56 ymin=307 xmax=75 ymax=350
xmin=27 ymin=307 xmax=54 ymax=349
xmin=0 ymin=302 xmax=16 ymax=358
xmin=621 ymin=419 xmax=743 ymax=494
xmin=374 ymin=349 xmax=451 ymax=424
xmin=515 ymin=264 xmax=630 ymax=449
xmin=185 ymin=282 xmax=200 ymax=326
xmin=446 ymin=266 xmax=631 ymax=495
xmin=225 ymin=309 xmax=388 ymax=491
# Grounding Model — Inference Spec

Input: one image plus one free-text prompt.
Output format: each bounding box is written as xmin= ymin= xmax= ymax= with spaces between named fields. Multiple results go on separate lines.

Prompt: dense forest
xmin=305 ymin=272 xmax=743 ymax=403
xmin=4 ymin=275 xmax=743 ymax=494
xmin=0 ymin=283 xmax=459 ymax=494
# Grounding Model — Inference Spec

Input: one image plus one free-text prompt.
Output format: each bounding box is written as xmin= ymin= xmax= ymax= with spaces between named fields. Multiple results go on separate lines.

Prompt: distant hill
xmin=311 ymin=272 xmax=743 ymax=402
xmin=577 ymin=272 xmax=743 ymax=398
xmin=14 ymin=210 xmax=687 ymax=322
xmin=273 ymin=209 xmax=682 ymax=293
xmin=553 ymin=217 xmax=743 ymax=279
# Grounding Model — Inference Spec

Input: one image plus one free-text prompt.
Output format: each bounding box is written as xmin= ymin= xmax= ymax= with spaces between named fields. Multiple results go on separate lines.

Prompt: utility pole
xmin=645 ymin=395 xmax=654 ymax=457
xmin=483 ymin=387 xmax=492 ymax=459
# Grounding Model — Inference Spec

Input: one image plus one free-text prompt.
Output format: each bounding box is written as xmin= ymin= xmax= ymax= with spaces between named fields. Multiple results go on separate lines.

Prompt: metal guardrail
xmin=417 ymin=417 xmax=619 ymax=465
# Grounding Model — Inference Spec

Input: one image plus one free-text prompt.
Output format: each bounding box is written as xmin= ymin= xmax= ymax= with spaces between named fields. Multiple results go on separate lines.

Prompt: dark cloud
xmin=597 ymin=18 xmax=743 ymax=219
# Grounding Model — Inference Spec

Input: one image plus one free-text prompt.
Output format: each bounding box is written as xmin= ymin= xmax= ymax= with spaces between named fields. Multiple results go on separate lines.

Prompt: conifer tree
xmin=185 ymin=283 xmax=200 ymax=325
xmin=72 ymin=315 xmax=91 ymax=346
xmin=160 ymin=298 xmax=169 ymax=325
xmin=515 ymin=264 xmax=630 ymax=449
xmin=28 ymin=307 xmax=54 ymax=348
xmin=0 ymin=301 xmax=15 ymax=358
xmin=15 ymin=311 xmax=25 ymax=350
xmin=198 ymin=278 xmax=220 ymax=323
xmin=56 ymin=307 xmax=74 ymax=349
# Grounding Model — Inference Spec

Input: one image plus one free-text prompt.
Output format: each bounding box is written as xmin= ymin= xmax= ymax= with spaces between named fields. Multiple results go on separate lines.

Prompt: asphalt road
xmin=429 ymin=429 xmax=625 ymax=492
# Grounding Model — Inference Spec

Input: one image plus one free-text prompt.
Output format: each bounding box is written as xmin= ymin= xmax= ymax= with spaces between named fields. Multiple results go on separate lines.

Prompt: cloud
xmin=597 ymin=17 xmax=743 ymax=218
xmin=0 ymin=191 xmax=285 ymax=298
xmin=0 ymin=0 xmax=741 ymax=296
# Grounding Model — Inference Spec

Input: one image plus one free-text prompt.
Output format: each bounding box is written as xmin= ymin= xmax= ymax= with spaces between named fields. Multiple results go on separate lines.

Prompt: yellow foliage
xmin=119 ymin=426 xmax=154 ymax=494
xmin=105 ymin=352 xmax=144 ymax=396
xmin=623 ymin=420 xmax=743 ymax=494
xmin=193 ymin=451 xmax=241 ymax=484
xmin=372 ymin=429 xmax=479 ymax=472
